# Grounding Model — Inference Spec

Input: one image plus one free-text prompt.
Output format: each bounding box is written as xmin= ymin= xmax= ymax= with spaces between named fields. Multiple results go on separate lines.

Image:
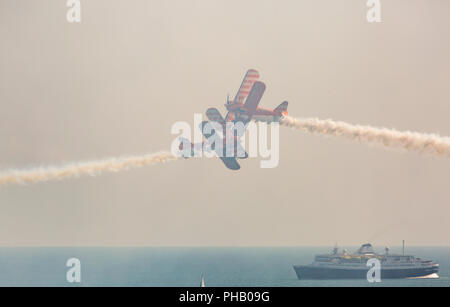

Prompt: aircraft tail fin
xmin=274 ymin=101 xmax=288 ymax=115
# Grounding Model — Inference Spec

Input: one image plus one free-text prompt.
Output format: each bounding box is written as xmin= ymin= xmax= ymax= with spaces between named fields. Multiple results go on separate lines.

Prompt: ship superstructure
xmin=294 ymin=243 xmax=439 ymax=279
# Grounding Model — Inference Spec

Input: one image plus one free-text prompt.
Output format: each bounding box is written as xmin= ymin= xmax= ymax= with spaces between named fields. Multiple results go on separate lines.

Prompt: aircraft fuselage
xmin=225 ymin=103 xmax=286 ymax=122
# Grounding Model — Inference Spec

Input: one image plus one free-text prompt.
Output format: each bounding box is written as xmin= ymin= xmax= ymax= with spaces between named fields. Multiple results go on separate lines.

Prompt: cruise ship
xmin=293 ymin=243 xmax=439 ymax=279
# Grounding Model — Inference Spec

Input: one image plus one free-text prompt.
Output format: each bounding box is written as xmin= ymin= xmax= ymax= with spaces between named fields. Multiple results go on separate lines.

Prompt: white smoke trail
xmin=0 ymin=151 xmax=178 ymax=186
xmin=2 ymin=116 xmax=448 ymax=187
xmin=281 ymin=116 xmax=450 ymax=157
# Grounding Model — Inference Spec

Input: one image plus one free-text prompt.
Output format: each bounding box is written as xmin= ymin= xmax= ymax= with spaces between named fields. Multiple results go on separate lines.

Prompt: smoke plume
xmin=281 ymin=116 xmax=450 ymax=157
xmin=0 ymin=151 xmax=178 ymax=186
xmin=2 ymin=116 xmax=449 ymax=187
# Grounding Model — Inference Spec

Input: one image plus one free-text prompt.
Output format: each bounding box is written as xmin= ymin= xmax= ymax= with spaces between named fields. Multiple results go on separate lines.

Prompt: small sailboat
xmin=200 ymin=274 xmax=205 ymax=287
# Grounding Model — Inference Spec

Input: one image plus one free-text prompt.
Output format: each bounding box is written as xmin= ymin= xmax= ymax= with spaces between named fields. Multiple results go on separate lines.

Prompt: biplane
xmin=224 ymin=69 xmax=288 ymax=123
xmin=179 ymin=69 xmax=286 ymax=170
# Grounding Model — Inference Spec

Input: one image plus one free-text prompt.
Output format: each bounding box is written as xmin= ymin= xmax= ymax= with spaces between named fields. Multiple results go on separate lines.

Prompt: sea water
xmin=0 ymin=247 xmax=448 ymax=287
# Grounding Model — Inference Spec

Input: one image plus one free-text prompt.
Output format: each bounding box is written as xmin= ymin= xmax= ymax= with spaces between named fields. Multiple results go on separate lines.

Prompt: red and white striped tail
xmin=232 ymin=69 xmax=259 ymax=105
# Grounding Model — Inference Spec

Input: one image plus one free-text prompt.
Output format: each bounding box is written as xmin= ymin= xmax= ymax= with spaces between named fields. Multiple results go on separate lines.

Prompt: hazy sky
xmin=0 ymin=0 xmax=449 ymax=246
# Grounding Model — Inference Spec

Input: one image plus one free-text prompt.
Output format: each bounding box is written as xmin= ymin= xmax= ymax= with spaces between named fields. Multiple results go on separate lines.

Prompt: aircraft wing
xmin=241 ymin=81 xmax=266 ymax=124
xmin=206 ymin=108 xmax=226 ymax=126
xmin=200 ymin=121 xmax=240 ymax=170
xmin=219 ymin=157 xmax=241 ymax=170
xmin=232 ymin=69 xmax=259 ymax=105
